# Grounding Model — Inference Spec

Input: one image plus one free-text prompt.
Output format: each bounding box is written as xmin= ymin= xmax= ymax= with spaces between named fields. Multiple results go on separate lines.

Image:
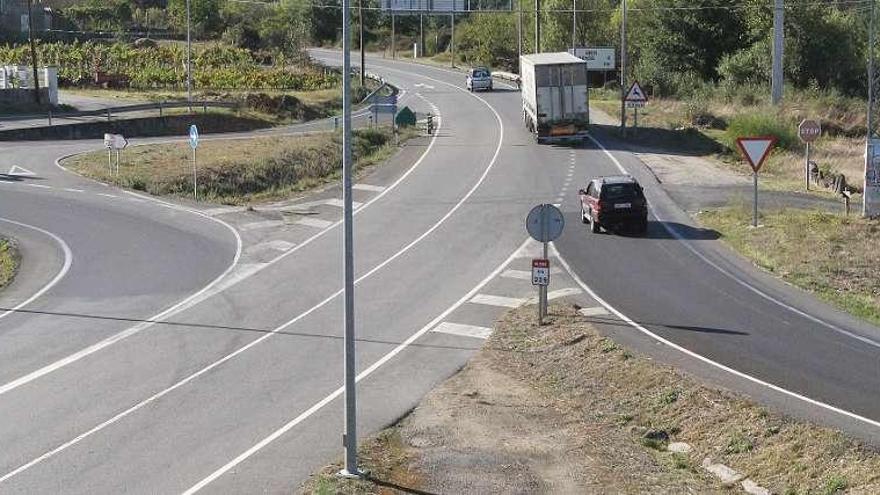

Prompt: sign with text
xmin=103 ymin=133 xmax=128 ymax=150
xmin=568 ymin=47 xmax=616 ymax=70
xmin=624 ymin=81 xmax=647 ymax=109
xmin=532 ymin=259 xmax=550 ymax=286
xmin=865 ymin=139 xmax=880 ymax=217
xmin=798 ymin=119 xmax=822 ymax=143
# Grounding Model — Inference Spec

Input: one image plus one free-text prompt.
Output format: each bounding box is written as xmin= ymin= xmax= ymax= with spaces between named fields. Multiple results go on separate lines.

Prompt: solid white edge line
xmin=0 ymin=218 xmax=73 ymax=322
xmin=551 ymin=242 xmax=880 ymax=429
xmin=1 ymin=75 xmax=503 ymax=483
xmin=584 ymin=134 xmax=880 ymax=350
xmin=580 ymin=133 xmax=880 ymax=428
xmin=181 ymin=237 xmax=531 ymax=495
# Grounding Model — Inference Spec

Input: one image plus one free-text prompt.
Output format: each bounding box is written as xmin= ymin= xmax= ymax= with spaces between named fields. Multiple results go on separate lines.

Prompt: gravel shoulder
xmin=0 ymin=237 xmax=19 ymax=292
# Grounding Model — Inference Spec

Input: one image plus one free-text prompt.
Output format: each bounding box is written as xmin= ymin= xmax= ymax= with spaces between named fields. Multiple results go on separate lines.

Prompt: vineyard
xmin=0 ymin=42 xmax=339 ymax=91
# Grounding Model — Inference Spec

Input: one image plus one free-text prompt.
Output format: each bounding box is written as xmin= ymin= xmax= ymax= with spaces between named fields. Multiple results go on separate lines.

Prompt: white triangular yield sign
xmin=624 ymin=81 xmax=648 ymax=103
xmin=7 ymin=165 xmax=35 ymax=176
xmin=736 ymin=137 xmax=777 ymax=172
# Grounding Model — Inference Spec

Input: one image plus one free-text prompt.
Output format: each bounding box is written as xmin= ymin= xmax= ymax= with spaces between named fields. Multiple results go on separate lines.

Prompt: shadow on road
xmin=606 ymin=221 xmax=720 ymax=241
xmin=575 ymin=312 xmax=750 ymax=337
xmin=366 ymin=476 xmax=439 ymax=495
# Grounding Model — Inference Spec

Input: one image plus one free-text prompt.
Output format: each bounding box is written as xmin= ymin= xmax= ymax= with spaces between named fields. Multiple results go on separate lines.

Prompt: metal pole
xmin=26 ymin=0 xmax=40 ymax=105
xmin=534 ymin=0 xmax=540 ymax=53
xmin=805 ymin=142 xmax=810 ymax=191
xmin=753 ymin=172 xmax=759 ymax=227
xmin=619 ymin=0 xmax=627 ymax=132
xmin=450 ymin=13 xmax=455 ymax=67
xmin=192 ymin=147 xmax=197 ymax=200
xmin=115 ymin=150 xmax=120 ymax=176
xmin=359 ymin=0 xmax=365 ymax=86
xmin=865 ymin=0 xmax=877 ymax=217
xmin=186 ymin=0 xmax=193 ymax=108
xmin=340 ymin=0 xmax=360 ymax=477
xmin=771 ymin=0 xmax=784 ymax=105
xmin=108 ymin=150 xmax=112 ymax=174
xmin=391 ymin=13 xmax=396 ymax=59
xmin=572 ymin=0 xmax=576 ymax=48
xmin=420 ymin=14 xmax=424 ymax=57
xmin=517 ymin=0 xmax=523 ymax=57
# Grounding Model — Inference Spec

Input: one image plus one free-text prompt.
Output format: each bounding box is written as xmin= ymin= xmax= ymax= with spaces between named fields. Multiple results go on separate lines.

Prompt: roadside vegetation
xmin=0 ymin=237 xmax=19 ymax=291
xmin=700 ymin=207 xmax=880 ymax=327
xmin=302 ymin=305 xmax=880 ymax=494
xmin=63 ymin=127 xmax=410 ymax=204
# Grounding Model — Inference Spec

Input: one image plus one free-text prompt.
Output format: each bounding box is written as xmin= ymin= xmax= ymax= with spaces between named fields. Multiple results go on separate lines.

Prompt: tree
xmin=167 ymin=0 xmax=223 ymax=38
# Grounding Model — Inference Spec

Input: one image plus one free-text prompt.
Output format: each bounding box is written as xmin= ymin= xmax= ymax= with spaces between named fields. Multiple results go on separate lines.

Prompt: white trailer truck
xmin=520 ymin=52 xmax=590 ymax=143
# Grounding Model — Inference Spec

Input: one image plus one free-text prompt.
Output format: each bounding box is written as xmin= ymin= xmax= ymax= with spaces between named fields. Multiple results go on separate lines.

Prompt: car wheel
xmin=581 ymin=206 xmax=588 ymax=224
xmin=590 ymin=211 xmax=600 ymax=233
xmin=638 ymin=219 xmax=648 ymax=236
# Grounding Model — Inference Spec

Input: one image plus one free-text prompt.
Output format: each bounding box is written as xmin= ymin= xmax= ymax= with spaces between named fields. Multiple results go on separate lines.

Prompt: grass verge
xmin=0 ymin=237 xmax=20 ymax=291
xmin=63 ymin=127 xmax=416 ymax=205
xmin=301 ymin=304 xmax=880 ymax=494
xmin=700 ymin=206 xmax=880 ymax=326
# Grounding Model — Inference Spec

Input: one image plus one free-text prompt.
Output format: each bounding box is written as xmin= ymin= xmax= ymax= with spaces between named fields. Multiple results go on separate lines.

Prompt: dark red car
xmin=579 ymin=176 xmax=648 ymax=235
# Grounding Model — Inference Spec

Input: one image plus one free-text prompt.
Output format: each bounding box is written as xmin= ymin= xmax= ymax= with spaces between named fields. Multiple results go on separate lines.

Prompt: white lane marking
xmin=0 ymin=218 xmax=73 ymax=322
xmin=0 ymin=189 xmax=244 ymax=398
xmin=127 ymin=197 xmax=144 ymax=203
xmin=585 ymin=134 xmax=880 ymax=351
xmin=578 ymin=306 xmax=610 ymax=317
xmin=181 ymin=238 xmax=531 ymax=495
xmin=500 ymin=269 xmax=532 ymax=280
xmin=7 ymin=165 xmax=35 ymax=176
xmin=470 ymin=294 xmax=527 ymax=308
xmin=552 ymin=243 xmax=880 ymax=431
xmin=432 ymin=322 xmax=493 ymax=340
xmin=2 ymin=81 xmax=505 ymax=484
xmin=97 ymin=193 xmax=118 ymax=199
xmin=323 ymin=198 xmax=364 ymax=209
xmin=526 ymin=287 xmax=581 ymax=304
xmin=353 ymin=183 xmax=386 ymax=193
xmin=63 ymin=188 xmax=84 ymax=193
xmin=295 ymin=218 xmax=333 ymax=229
xmin=202 ymin=206 xmax=246 ymax=217
xmin=255 ymin=240 xmax=295 ymax=252
xmin=26 ymin=184 xmax=50 ymax=189
xmin=240 ymin=220 xmax=285 ymax=231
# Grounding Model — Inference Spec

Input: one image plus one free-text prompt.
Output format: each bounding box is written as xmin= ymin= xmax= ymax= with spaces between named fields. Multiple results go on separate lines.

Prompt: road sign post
xmin=526 ymin=204 xmax=564 ymax=325
xmin=624 ymin=81 xmax=647 ymax=134
xmin=736 ymin=137 xmax=777 ymax=227
xmin=189 ymin=124 xmax=199 ymax=200
xmin=104 ymin=133 xmax=128 ymax=176
xmin=798 ymin=119 xmax=821 ymax=191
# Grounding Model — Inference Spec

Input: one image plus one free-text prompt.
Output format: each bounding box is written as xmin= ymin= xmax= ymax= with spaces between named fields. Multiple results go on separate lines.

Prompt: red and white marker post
xmin=736 ymin=136 xmax=777 ymax=227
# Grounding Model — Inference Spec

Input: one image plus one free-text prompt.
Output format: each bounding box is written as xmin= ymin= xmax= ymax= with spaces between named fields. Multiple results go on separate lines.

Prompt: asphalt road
xmin=1 ymin=51 xmax=879 ymax=494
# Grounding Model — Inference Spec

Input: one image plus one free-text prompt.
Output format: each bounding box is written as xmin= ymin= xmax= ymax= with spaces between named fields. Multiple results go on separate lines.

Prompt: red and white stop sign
xmin=798 ymin=119 xmax=821 ymax=143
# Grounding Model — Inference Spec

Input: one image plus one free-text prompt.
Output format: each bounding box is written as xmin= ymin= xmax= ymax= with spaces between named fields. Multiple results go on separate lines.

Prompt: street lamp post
xmin=186 ymin=0 xmax=193 ymax=108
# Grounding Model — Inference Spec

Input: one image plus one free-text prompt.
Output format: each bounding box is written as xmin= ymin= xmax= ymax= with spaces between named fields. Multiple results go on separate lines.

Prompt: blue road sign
xmin=189 ymin=124 xmax=200 ymax=149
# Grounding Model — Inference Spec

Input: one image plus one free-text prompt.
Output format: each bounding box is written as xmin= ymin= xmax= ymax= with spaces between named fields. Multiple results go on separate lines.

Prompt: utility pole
xmin=534 ymin=0 xmax=540 ymax=53
xmin=619 ymin=0 xmax=627 ymax=132
xmin=359 ymin=0 xmax=365 ymax=86
xmin=26 ymin=0 xmax=40 ymax=104
xmin=771 ymin=0 xmax=784 ymax=105
xmin=391 ymin=13 xmax=396 ymax=59
xmin=186 ymin=0 xmax=193 ymax=108
xmin=865 ymin=0 xmax=880 ymax=217
xmin=338 ymin=0 xmax=361 ymax=479
xmin=572 ymin=0 xmax=576 ymax=48
xmin=420 ymin=13 xmax=424 ymax=57
xmin=517 ymin=0 xmax=523 ymax=57
xmin=451 ymin=12 xmax=455 ymax=67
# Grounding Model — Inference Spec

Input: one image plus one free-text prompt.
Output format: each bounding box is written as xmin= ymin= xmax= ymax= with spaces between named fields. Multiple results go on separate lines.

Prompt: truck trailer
xmin=520 ymin=52 xmax=590 ymax=143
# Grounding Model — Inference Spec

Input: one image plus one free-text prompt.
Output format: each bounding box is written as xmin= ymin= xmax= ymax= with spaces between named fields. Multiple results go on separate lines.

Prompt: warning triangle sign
xmin=736 ymin=137 xmax=777 ymax=172
xmin=624 ymin=81 xmax=648 ymax=103
xmin=7 ymin=165 xmax=35 ymax=176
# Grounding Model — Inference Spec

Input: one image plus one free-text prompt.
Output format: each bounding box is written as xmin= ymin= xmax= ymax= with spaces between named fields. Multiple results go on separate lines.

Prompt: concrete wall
xmin=0 ymin=88 xmax=49 ymax=105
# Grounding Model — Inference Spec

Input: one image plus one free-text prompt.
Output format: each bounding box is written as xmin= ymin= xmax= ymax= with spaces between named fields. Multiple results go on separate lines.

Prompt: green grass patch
xmin=724 ymin=112 xmax=799 ymax=152
xmin=700 ymin=206 xmax=880 ymax=326
xmin=64 ymin=127 xmax=413 ymax=205
xmin=0 ymin=237 xmax=19 ymax=291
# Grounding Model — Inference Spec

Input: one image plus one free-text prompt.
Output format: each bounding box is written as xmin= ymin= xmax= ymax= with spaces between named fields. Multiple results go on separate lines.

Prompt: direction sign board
xmin=189 ymin=124 xmax=199 ymax=149
xmin=624 ymin=81 xmax=647 ymax=108
xmin=798 ymin=119 xmax=821 ymax=143
xmin=736 ymin=136 xmax=777 ymax=173
xmin=526 ymin=204 xmax=565 ymax=242
xmin=103 ymin=133 xmax=128 ymax=150
xmin=532 ymin=259 xmax=550 ymax=286
xmin=568 ymin=47 xmax=616 ymax=70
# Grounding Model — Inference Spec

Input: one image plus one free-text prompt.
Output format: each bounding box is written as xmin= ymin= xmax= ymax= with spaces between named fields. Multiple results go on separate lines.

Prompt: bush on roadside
xmin=724 ymin=113 xmax=798 ymax=152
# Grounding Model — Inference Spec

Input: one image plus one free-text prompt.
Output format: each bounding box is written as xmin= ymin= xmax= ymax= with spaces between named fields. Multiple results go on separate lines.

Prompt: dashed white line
xmin=26 ymin=184 xmax=51 ymax=189
xmin=469 ymin=294 xmax=527 ymax=308
xmin=432 ymin=322 xmax=493 ymax=339
xmin=97 ymin=193 xmax=118 ymax=198
xmin=63 ymin=188 xmax=84 ymax=193
xmin=353 ymin=183 xmax=386 ymax=192
xmin=578 ymin=306 xmax=610 ymax=317
xmin=295 ymin=217 xmax=334 ymax=229
xmin=240 ymin=220 xmax=285 ymax=231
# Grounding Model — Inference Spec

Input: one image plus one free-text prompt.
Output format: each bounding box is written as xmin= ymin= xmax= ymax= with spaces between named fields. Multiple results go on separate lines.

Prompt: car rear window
xmin=601 ymin=183 xmax=641 ymax=201
xmin=473 ymin=70 xmax=490 ymax=78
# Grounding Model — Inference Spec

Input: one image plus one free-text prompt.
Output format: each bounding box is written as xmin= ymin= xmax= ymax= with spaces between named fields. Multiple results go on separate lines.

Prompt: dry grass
xmin=0 ymin=237 xmax=19 ymax=291
xmin=64 ymin=127 xmax=407 ymax=205
xmin=301 ymin=305 xmax=880 ymax=494
xmin=700 ymin=207 xmax=880 ymax=326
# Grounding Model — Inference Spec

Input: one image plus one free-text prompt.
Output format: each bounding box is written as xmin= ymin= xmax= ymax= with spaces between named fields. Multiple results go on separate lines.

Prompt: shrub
xmin=724 ymin=113 xmax=798 ymax=152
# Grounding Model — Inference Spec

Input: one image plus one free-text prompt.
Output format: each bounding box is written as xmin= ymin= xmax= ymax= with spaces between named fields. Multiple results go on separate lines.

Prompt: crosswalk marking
xmin=579 ymin=306 xmax=610 ymax=317
xmin=295 ymin=217 xmax=334 ymax=229
xmin=255 ymin=240 xmax=295 ymax=252
xmin=432 ymin=322 xmax=493 ymax=339
xmin=323 ymin=198 xmax=363 ymax=209
xmin=353 ymin=183 xmax=386 ymax=192
xmin=469 ymin=294 xmax=527 ymax=308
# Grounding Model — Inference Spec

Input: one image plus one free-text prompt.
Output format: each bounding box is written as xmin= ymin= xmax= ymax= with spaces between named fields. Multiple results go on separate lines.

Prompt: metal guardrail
xmin=0 ymin=100 xmax=239 ymax=123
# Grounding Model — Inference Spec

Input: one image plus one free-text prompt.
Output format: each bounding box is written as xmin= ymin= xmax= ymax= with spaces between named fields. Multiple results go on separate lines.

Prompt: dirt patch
xmin=0 ymin=237 xmax=19 ymax=291
xmin=302 ymin=306 xmax=880 ymax=494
